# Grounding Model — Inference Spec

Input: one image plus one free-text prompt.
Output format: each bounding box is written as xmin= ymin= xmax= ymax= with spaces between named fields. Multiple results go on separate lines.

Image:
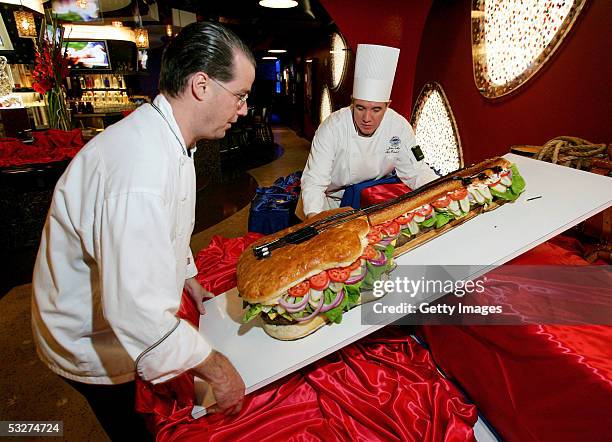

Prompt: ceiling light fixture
xmin=268 ymin=49 xmax=287 ymax=53
xmin=259 ymin=0 xmax=298 ymax=9
xmin=262 ymin=56 xmax=278 ymax=60
xmin=134 ymin=27 xmax=149 ymax=49
xmin=13 ymin=8 xmax=37 ymax=38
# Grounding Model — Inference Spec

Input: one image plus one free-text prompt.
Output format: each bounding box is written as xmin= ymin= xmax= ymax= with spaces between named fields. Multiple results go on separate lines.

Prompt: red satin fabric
xmin=137 ymin=234 xmax=478 ymax=441
xmin=0 ymin=129 xmax=84 ymax=167
xmin=193 ymin=233 xmax=264 ymax=297
xmin=158 ymin=327 xmax=477 ymax=442
xmin=361 ymin=183 xmax=411 ymax=208
xmin=419 ymin=235 xmax=612 ymax=442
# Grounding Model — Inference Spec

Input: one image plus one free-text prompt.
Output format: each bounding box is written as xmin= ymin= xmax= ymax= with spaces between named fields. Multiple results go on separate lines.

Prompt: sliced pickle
xmin=459 ymin=197 xmax=470 ymax=213
xmin=491 ymin=183 xmax=507 ymax=193
xmin=413 ymin=214 xmax=426 ymax=223
xmin=408 ymin=220 xmax=420 ymax=235
xmin=478 ymin=186 xmax=493 ymax=201
xmin=470 ymin=188 xmax=485 ymax=204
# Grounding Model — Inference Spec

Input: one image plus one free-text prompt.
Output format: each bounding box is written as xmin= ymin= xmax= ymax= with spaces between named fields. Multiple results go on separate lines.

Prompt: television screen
xmin=65 ymin=41 xmax=110 ymax=70
xmin=52 ymin=0 xmax=100 ymax=22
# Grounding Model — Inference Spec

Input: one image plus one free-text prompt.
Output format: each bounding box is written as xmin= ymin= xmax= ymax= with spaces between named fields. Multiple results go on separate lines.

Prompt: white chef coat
xmin=300 ymin=106 xmax=438 ymax=216
xmin=32 ymin=95 xmax=212 ymax=385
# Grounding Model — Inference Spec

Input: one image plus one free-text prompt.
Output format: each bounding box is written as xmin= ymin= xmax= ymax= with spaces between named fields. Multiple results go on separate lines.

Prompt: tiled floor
xmin=0 ymin=126 xmax=311 ymax=441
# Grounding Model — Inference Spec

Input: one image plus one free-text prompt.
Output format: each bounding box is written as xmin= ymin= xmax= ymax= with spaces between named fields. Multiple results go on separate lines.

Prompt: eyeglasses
xmin=209 ymin=77 xmax=249 ymax=107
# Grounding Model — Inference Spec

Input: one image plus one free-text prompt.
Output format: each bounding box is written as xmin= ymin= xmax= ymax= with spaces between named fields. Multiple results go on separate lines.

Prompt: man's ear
xmin=190 ymin=72 xmax=208 ymax=101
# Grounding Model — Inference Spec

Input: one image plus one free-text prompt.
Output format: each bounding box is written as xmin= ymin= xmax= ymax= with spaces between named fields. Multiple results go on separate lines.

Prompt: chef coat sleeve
xmin=394 ymin=124 xmax=438 ymax=189
xmin=186 ymin=248 xmax=198 ymax=279
xmin=300 ymin=123 xmax=336 ymax=216
xmin=99 ymin=192 xmax=212 ymax=384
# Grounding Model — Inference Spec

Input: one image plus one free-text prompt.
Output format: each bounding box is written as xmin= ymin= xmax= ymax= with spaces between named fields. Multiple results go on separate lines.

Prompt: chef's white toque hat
xmin=352 ymin=44 xmax=400 ymax=102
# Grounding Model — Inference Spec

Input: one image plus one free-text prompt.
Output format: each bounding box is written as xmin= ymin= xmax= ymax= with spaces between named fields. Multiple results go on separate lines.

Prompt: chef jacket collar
xmin=153 ymin=94 xmax=196 ymax=157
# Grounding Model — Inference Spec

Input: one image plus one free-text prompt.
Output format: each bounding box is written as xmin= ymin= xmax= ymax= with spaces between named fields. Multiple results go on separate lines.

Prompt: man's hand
xmin=184 ymin=277 xmax=213 ymax=315
xmin=191 ymin=350 xmax=245 ymax=415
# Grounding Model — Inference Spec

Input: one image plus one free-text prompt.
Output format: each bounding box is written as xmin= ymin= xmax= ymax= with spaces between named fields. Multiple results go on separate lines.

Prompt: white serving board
xmin=193 ymin=154 xmax=612 ymax=417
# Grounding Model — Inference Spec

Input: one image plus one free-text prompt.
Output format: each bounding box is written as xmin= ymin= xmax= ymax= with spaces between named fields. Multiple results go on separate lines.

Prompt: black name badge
xmin=411 ymin=145 xmax=425 ymax=161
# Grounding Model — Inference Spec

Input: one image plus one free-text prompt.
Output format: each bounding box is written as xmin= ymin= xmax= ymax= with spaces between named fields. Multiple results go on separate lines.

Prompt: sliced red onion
xmin=279 ymin=291 xmax=310 ymax=313
xmin=320 ymin=288 xmax=345 ymax=313
xmin=293 ymin=296 xmax=324 ymax=322
xmin=379 ymin=237 xmax=393 ymax=244
xmin=345 ymin=267 xmax=367 ymax=285
xmin=369 ymin=251 xmax=388 ymax=267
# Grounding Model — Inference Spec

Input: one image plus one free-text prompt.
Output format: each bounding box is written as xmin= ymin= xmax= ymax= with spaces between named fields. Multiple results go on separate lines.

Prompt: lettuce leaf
xmin=323 ymin=287 xmax=345 ymax=323
xmin=321 ymin=283 xmax=363 ymax=324
xmin=344 ymin=283 xmax=362 ymax=308
xmin=383 ymin=244 xmax=395 ymax=265
xmin=362 ymin=260 xmax=387 ymax=290
xmin=491 ymin=164 xmax=527 ymax=202
xmin=242 ymin=304 xmax=262 ymax=323
xmin=420 ymin=216 xmax=437 ymax=228
xmin=510 ymin=164 xmax=526 ymax=194
xmin=490 ymin=187 xmax=519 ymax=201
xmin=435 ymin=212 xmax=453 ymax=228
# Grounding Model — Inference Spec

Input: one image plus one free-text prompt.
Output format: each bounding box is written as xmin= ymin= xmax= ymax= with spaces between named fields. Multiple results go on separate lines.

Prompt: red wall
xmin=320 ymin=0 xmax=432 ymax=119
xmin=414 ymin=1 xmax=612 ymax=164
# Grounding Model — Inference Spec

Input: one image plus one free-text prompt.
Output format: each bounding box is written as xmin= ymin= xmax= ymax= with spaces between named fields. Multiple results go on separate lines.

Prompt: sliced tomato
xmin=449 ymin=188 xmax=468 ymax=201
xmin=431 ymin=195 xmax=451 ymax=208
xmin=366 ymin=229 xmax=383 ymax=244
xmin=395 ymin=212 xmax=415 ymax=225
xmin=361 ymin=245 xmax=378 ymax=260
xmin=288 ymin=280 xmax=310 ymax=297
xmin=500 ymin=170 xmax=511 ymax=177
xmin=348 ymin=260 xmax=362 ymax=271
xmin=381 ymin=221 xmax=400 ymax=236
xmin=309 ymin=271 xmax=330 ymax=291
xmin=416 ymin=204 xmax=433 ymax=217
xmin=328 ymin=268 xmax=350 ymax=283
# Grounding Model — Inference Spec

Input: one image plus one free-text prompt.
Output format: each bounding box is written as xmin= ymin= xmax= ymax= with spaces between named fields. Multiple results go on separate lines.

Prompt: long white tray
xmin=193 ymin=153 xmax=612 ymax=417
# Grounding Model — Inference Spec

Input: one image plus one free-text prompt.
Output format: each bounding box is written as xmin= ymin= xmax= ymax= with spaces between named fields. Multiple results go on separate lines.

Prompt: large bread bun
xmin=237 ymin=207 xmax=369 ymax=304
xmin=262 ymin=316 xmax=328 ymax=340
xmin=368 ymin=157 xmax=512 ymax=226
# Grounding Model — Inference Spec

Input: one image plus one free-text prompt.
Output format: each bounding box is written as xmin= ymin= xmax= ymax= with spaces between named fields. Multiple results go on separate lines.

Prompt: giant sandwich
xmin=237 ymin=156 xmax=526 ymax=340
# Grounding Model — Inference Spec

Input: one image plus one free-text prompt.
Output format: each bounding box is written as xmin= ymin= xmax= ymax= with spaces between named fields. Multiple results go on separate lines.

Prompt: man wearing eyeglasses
xmin=32 ymin=22 xmax=254 ymax=440
xmin=299 ymin=44 xmax=437 ymax=218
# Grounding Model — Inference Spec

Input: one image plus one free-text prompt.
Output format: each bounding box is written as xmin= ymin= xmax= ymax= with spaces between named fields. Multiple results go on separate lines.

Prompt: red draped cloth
xmin=419 ymin=235 xmax=612 ymax=442
xmin=361 ymin=182 xmax=411 ymax=208
xmin=0 ymin=129 xmax=84 ymax=167
xmin=136 ymin=234 xmax=478 ymax=441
